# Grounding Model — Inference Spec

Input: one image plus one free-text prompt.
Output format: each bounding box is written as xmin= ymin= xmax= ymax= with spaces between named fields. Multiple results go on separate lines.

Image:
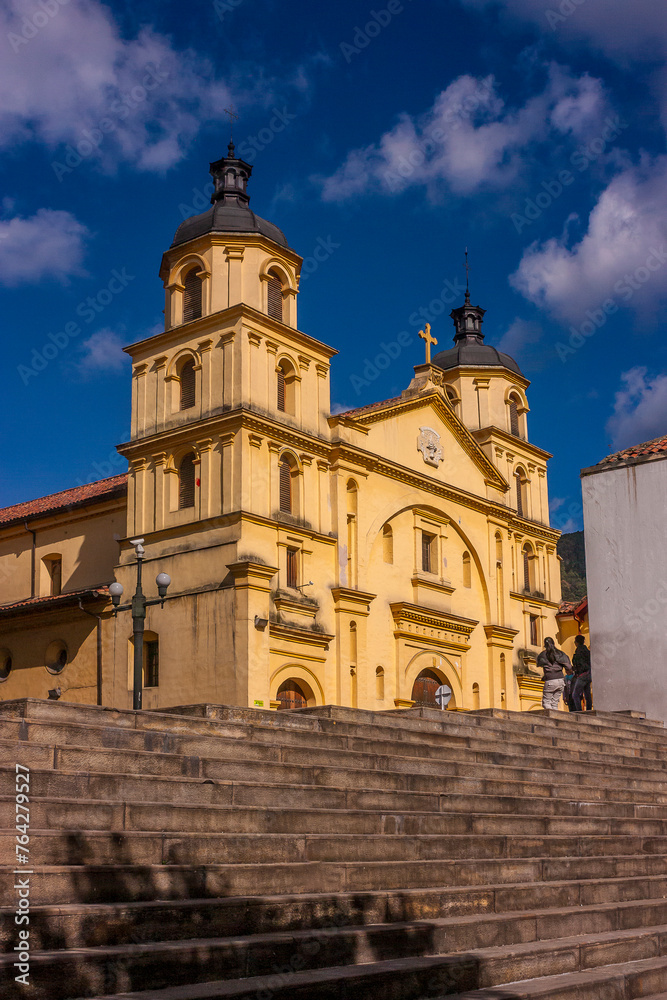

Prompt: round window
xmin=0 ymin=650 xmax=12 ymax=682
xmin=45 ymin=641 xmax=68 ymax=675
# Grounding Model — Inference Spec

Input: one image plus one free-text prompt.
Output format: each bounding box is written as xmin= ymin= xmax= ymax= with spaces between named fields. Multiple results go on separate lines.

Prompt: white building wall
xmin=582 ymin=457 xmax=667 ymax=723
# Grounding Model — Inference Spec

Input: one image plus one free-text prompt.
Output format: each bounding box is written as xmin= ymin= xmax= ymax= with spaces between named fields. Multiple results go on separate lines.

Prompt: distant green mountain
xmin=557 ymin=531 xmax=587 ymax=604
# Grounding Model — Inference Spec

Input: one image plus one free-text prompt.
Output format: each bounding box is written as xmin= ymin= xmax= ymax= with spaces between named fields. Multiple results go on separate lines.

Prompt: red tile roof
xmin=557 ymin=595 xmax=588 ymax=619
xmin=598 ymin=433 xmax=667 ymax=466
xmin=0 ymin=587 xmax=110 ymax=615
xmin=333 ymin=395 xmax=404 ymax=420
xmin=0 ymin=474 xmax=127 ymax=527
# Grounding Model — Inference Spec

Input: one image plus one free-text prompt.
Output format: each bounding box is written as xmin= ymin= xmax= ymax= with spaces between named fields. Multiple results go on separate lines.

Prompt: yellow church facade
xmin=0 ymin=145 xmax=561 ymax=713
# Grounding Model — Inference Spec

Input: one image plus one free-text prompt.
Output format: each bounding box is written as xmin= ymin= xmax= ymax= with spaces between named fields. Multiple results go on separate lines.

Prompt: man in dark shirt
xmin=571 ymin=635 xmax=592 ymax=711
xmin=537 ymin=637 xmax=570 ymax=710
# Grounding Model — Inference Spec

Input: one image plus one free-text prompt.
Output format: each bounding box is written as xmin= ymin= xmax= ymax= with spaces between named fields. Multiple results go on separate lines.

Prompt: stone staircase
xmin=4 ymin=700 xmax=667 ymax=999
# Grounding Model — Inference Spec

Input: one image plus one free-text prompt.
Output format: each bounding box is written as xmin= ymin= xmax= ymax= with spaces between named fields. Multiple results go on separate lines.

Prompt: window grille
xmin=183 ymin=268 xmax=202 ymax=323
xmin=279 ymin=459 xmax=292 ymax=513
xmin=509 ymin=397 xmax=520 ymax=436
xmin=277 ymin=366 xmax=286 ymax=411
xmin=267 ymin=271 xmax=283 ymax=320
xmin=515 ymin=472 xmax=524 ymax=516
xmin=422 ymin=531 xmax=434 ymax=573
xmin=179 ymin=454 xmax=196 ymax=509
xmin=180 ymin=359 xmax=196 ymax=410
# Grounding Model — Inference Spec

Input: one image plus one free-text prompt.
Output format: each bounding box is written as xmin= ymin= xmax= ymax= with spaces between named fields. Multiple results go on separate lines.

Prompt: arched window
xmin=279 ymin=458 xmax=293 ymax=513
xmin=376 ymin=666 xmax=385 ymax=701
xmin=276 ymin=359 xmax=296 ymax=414
xmin=178 ymin=454 xmax=196 ymax=509
xmin=522 ymin=543 xmax=533 ymax=593
xmin=509 ymin=394 xmax=521 ymax=437
xmin=179 ymin=358 xmax=196 ymax=411
xmin=383 ymin=524 xmax=393 ymax=564
xmin=182 ymin=267 xmax=202 ymax=323
xmin=267 ymin=269 xmax=283 ymax=321
xmin=515 ymin=468 xmax=527 ymax=517
xmin=445 ymin=386 xmax=460 ymax=416
xmin=462 ymin=551 xmax=471 ymax=588
xmin=349 ymin=621 xmax=358 ymax=665
xmin=472 ymin=682 xmax=480 ymax=710
xmin=43 ymin=554 xmax=62 ymax=597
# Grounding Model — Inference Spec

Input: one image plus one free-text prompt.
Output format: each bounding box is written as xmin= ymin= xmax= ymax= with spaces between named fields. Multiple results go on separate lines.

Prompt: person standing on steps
xmin=537 ymin=637 xmax=570 ymax=710
xmin=571 ymin=634 xmax=593 ymax=711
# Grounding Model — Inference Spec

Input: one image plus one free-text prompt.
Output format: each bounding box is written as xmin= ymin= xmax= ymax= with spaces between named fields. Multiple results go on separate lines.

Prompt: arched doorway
xmin=276 ymin=678 xmax=308 ymax=711
xmin=411 ymin=669 xmax=443 ymax=708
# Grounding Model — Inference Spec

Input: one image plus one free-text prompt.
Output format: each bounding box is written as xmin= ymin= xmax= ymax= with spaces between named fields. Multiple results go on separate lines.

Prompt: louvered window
xmin=180 ymin=359 xmax=196 ymax=410
xmin=523 ymin=548 xmax=531 ymax=592
xmin=515 ymin=472 xmax=523 ymax=516
xmin=279 ymin=459 xmax=292 ymax=513
xmin=286 ymin=548 xmax=298 ymax=589
xmin=267 ymin=271 xmax=283 ymax=321
xmin=183 ymin=268 xmax=202 ymax=323
xmin=509 ymin=397 xmax=520 ymax=437
xmin=277 ymin=366 xmax=286 ymax=411
xmin=179 ymin=454 xmax=196 ymax=509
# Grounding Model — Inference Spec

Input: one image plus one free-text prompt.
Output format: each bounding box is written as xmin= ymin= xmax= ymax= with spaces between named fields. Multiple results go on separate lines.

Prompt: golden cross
xmin=419 ymin=323 xmax=438 ymax=364
xmin=224 ymin=105 xmax=239 ymax=143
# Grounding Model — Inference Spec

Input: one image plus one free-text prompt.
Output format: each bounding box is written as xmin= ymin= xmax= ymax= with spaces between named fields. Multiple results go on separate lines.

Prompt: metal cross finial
xmin=464 ymin=247 xmax=471 ymax=302
xmin=224 ymin=105 xmax=240 ymax=145
xmin=419 ymin=323 xmax=438 ymax=364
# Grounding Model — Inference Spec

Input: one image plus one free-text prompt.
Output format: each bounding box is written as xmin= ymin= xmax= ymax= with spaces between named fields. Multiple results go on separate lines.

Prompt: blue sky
xmin=2 ymin=0 xmax=667 ymax=531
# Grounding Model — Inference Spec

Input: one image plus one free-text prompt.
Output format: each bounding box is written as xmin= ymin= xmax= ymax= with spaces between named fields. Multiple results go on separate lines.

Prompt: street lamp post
xmin=109 ymin=538 xmax=171 ymax=711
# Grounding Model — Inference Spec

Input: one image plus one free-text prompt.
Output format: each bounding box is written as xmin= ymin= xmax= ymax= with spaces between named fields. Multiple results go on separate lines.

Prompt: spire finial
xmin=224 ymin=105 xmax=240 ymax=156
xmin=464 ymin=247 xmax=471 ymax=304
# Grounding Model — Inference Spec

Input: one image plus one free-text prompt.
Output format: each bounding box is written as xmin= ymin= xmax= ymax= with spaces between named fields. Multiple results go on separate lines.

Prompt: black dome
xmin=433 ymin=341 xmax=522 ymax=375
xmin=171 ymin=142 xmax=289 ymax=251
xmin=431 ymin=292 xmax=523 ymax=376
xmin=171 ymin=202 xmax=289 ymax=249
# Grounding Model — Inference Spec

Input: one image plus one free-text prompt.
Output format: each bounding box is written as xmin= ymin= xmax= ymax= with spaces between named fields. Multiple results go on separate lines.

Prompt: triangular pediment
xmin=333 ymin=391 xmax=508 ymax=492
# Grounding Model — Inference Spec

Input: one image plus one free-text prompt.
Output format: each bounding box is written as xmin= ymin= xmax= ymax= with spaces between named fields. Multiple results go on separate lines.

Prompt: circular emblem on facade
xmin=417 ymin=426 xmax=444 ymax=467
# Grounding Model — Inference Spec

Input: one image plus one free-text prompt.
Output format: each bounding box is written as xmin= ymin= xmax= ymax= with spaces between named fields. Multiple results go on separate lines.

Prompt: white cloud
xmin=76 ymin=329 xmax=128 ymax=375
xmin=459 ymin=0 xmax=667 ymax=63
xmin=511 ymin=156 xmax=667 ymax=321
xmin=0 ymin=0 xmax=235 ymax=172
xmin=497 ymin=317 xmax=543 ymax=356
xmin=0 ymin=208 xmax=88 ymax=285
xmin=606 ymin=366 xmax=667 ymax=450
xmin=319 ymin=64 xmax=607 ymax=201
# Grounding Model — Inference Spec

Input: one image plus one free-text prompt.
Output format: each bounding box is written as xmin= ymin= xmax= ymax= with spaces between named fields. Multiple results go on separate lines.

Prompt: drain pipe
xmin=24 ymin=523 xmax=36 ymax=598
xmin=78 ymin=598 xmax=103 ymax=706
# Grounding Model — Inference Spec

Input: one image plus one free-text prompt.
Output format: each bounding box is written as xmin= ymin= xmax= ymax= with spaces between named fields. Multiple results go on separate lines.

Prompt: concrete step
xmin=6 ymin=710 xmax=667 ymax=775
xmin=12 ymin=795 xmax=667 ymax=839
xmin=5 ymin=828 xmax=667 ymax=867
xmin=5 ymin=873 xmax=667 ymax=922
xmin=3 ymin=854 xmax=667 ymax=906
xmin=10 ymin=733 xmax=667 ymax=810
xmin=51 ymin=945 xmax=667 ymax=1000
xmin=7 ymin=889 xmax=667 ymax=952
xmin=7 ymin=918 xmax=667 ymax=1000
xmin=5 ymin=701 xmax=667 ymax=772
